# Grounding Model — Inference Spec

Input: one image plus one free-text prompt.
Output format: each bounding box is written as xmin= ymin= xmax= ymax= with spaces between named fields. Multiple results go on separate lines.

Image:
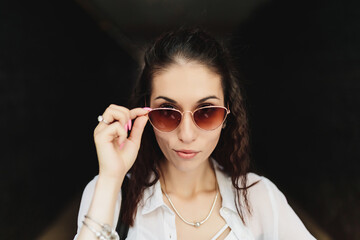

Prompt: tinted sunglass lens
xmin=148 ymin=109 xmax=181 ymax=132
xmin=194 ymin=107 xmax=226 ymax=130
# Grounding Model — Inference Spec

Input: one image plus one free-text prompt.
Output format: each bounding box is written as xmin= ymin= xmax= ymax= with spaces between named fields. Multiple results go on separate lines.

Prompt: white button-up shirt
xmin=75 ymin=162 xmax=316 ymax=240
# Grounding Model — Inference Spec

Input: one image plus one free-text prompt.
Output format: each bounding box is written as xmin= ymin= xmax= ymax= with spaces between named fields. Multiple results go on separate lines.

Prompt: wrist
xmin=85 ymin=174 xmax=124 ymax=227
xmin=97 ymin=173 xmax=124 ymax=192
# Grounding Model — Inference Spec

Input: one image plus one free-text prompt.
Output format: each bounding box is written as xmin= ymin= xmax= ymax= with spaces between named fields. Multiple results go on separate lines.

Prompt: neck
xmin=159 ymin=158 xmax=217 ymax=198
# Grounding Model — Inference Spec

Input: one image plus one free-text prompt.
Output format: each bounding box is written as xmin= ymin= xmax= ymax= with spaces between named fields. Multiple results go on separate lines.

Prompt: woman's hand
xmin=93 ymin=104 xmax=150 ymax=181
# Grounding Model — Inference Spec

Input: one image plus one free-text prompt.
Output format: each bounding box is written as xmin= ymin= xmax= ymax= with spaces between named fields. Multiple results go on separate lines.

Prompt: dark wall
xmin=0 ymin=0 xmax=137 ymax=239
xmin=232 ymin=1 xmax=360 ymax=239
xmin=1 ymin=0 xmax=359 ymax=239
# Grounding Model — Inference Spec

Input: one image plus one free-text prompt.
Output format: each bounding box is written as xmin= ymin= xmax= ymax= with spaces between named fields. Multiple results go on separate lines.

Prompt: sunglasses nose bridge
xmin=182 ymin=110 xmax=194 ymax=116
xmin=179 ymin=110 xmax=197 ymax=128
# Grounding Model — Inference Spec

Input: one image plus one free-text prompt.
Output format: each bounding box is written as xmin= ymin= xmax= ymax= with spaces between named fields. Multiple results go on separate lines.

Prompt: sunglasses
xmin=147 ymin=106 xmax=230 ymax=132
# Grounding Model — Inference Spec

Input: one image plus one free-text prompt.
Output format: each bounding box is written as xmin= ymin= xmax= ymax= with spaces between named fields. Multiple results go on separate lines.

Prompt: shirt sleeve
xmin=73 ymin=176 xmax=122 ymax=240
xmin=262 ymin=177 xmax=317 ymax=240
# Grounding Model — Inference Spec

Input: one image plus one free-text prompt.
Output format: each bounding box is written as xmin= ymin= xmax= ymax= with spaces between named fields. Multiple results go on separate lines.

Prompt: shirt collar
xmin=212 ymin=159 xmax=238 ymax=213
xmin=141 ymin=178 xmax=166 ymax=215
xmin=213 ymin=160 xmax=255 ymax=240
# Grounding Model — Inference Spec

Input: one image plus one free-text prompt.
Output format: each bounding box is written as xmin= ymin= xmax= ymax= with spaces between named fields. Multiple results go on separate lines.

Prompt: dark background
xmin=1 ymin=0 xmax=359 ymax=239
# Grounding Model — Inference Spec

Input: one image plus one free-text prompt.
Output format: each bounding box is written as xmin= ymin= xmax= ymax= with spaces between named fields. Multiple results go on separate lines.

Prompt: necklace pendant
xmin=194 ymin=222 xmax=201 ymax=227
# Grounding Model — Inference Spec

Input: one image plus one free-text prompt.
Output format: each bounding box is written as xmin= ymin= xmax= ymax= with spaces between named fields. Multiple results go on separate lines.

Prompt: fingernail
xmin=143 ymin=107 xmax=152 ymax=111
xmin=124 ymin=119 xmax=132 ymax=131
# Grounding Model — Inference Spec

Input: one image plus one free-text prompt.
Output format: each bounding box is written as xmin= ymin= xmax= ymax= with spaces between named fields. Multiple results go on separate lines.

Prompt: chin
xmin=166 ymin=153 xmax=209 ymax=172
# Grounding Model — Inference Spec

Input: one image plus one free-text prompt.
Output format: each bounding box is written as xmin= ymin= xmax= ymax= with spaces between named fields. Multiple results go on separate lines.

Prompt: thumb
xmin=127 ymin=115 xmax=149 ymax=147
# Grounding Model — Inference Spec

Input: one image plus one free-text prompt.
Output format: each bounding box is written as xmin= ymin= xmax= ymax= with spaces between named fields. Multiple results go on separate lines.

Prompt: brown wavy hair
xmin=121 ymin=27 xmax=256 ymax=226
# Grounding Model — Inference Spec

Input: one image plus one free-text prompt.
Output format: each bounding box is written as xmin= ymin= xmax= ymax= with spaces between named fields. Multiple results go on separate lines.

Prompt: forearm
xmin=76 ymin=174 xmax=124 ymax=240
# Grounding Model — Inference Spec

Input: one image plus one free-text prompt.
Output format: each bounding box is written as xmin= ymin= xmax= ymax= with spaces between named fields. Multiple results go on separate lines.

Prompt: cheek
xmin=153 ymin=131 xmax=172 ymax=152
xmin=207 ymin=129 xmax=222 ymax=149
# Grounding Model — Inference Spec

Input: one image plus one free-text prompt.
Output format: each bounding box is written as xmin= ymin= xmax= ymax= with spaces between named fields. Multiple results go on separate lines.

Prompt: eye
xmin=197 ymin=103 xmax=213 ymax=109
xmin=159 ymin=103 xmax=177 ymax=109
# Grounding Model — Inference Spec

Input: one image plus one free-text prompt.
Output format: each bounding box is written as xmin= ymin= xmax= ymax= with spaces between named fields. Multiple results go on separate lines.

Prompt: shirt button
xmin=169 ymin=234 xmax=172 ymax=238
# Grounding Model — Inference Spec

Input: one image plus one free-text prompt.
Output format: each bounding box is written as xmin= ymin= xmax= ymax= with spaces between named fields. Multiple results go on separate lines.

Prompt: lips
xmin=174 ymin=149 xmax=199 ymax=159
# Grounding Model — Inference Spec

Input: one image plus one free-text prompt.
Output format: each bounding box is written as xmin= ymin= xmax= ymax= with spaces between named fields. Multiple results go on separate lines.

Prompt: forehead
xmin=150 ymin=62 xmax=224 ymax=105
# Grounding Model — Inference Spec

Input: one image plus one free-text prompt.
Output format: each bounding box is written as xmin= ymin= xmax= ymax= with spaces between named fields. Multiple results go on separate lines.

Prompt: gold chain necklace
xmin=162 ymin=187 xmax=218 ymax=228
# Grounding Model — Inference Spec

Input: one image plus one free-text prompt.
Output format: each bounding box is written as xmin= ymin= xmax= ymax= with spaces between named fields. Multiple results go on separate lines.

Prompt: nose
xmin=177 ymin=111 xmax=197 ymax=143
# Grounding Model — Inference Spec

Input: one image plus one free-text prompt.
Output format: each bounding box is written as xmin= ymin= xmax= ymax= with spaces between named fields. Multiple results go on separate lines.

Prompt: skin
xmin=77 ymin=60 xmax=230 ymax=239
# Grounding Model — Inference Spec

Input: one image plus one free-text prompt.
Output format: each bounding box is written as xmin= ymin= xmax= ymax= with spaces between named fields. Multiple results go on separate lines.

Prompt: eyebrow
xmin=154 ymin=95 xmax=220 ymax=104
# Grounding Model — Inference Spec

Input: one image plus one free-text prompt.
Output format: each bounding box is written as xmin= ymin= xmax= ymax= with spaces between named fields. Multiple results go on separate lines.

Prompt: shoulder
xmin=235 ymin=173 xmax=316 ymax=239
xmin=245 ymin=174 xmax=300 ymax=232
xmin=242 ymin=173 xmax=284 ymax=236
xmin=242 ymin=172 xmax=290 ymax=224
xmin=245 ymin=173 xmax=317 ymax=239
xmin=246 ymin=172 xmax=281 ymax=195
xmin=245 ymin=172 xmax=286 ymax=207
xmin=246 ymin=172 xmax=263 ymax=185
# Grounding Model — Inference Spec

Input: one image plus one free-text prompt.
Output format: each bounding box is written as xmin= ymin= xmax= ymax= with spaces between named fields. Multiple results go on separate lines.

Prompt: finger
xmin=108 ymin=104 xmax=129 ymax=111
xmin=123 ymin=108 xmax=151 ymax=131
xmin=102 ymin=106 xmax=148 ymax=128
xmin=95 ymin=121 xmax=127 ymax=144
xmin=95 ymin=114 xmax=127 ymax=135
xmin=127 ymin=115 xmax=149 ymax=147
xmin=129 ymin=108 xmax=151 ymax=120
xmin=95 ymin=107 xmax=150 ymax=134
xmin=100 ymin=107 xmax=131 ymax=129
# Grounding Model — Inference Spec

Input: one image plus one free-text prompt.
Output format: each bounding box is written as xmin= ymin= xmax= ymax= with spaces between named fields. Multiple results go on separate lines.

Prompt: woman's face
xmin=149 ymin=60 xmax=225 ymax=172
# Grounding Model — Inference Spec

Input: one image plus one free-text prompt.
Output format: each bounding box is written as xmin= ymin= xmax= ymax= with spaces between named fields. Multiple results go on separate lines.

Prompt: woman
xmin=74 ymin=28 xmax=316 ymax=240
